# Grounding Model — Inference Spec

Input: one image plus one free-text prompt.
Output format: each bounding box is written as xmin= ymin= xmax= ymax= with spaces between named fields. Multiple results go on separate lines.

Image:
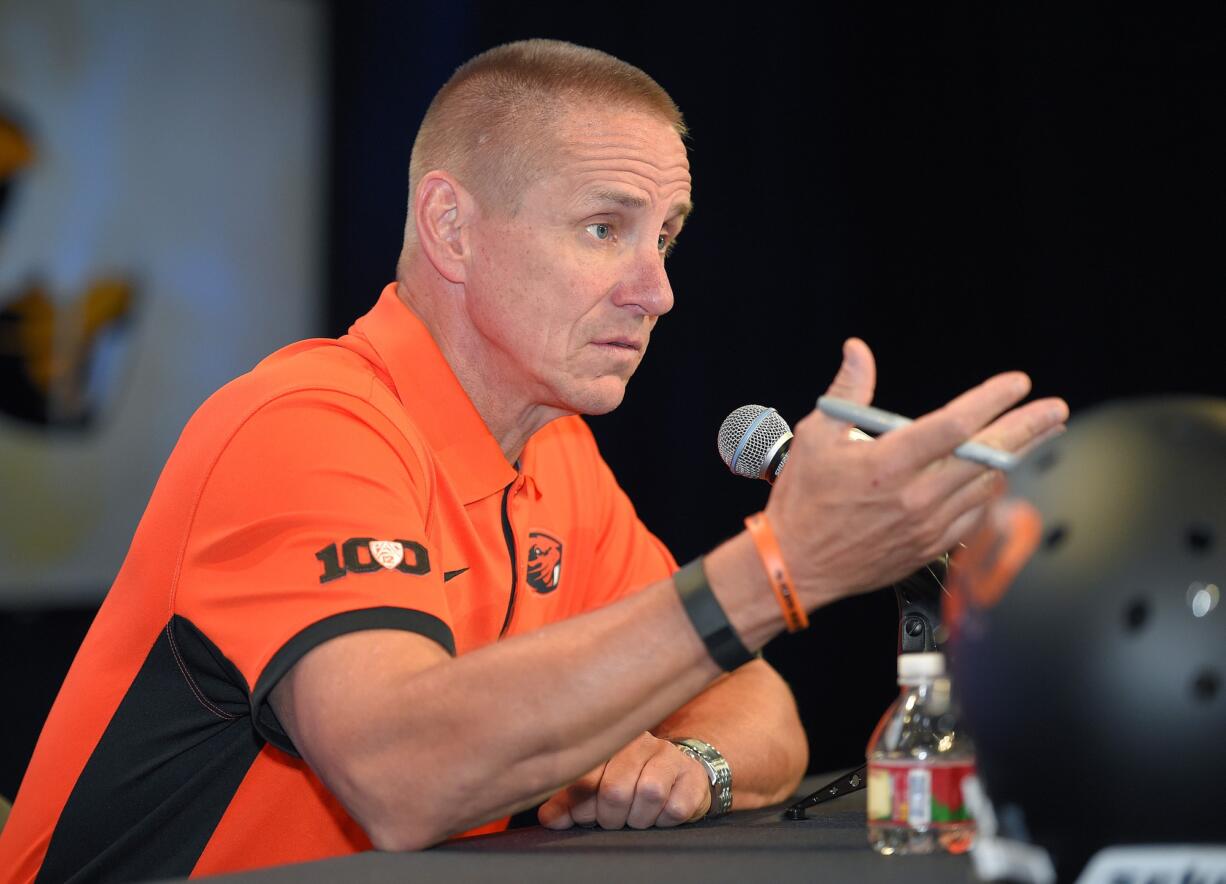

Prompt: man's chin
xmin=565 ymin=377 xmax=628 ymax=416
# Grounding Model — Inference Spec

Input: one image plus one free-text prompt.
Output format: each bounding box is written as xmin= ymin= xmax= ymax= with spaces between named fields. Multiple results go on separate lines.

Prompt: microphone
xmin=718 ymin=403 xmax=945 ymax=653
xmin=717 ymin=404 xmax=793 ymax=483
xmin=717 ymin=404 xmax=872 ymax=483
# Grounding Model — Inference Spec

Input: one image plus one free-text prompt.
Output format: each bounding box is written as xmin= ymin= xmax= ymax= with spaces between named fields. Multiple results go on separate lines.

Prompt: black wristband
xmin=674 ymin=557 xmax=755 ymax=672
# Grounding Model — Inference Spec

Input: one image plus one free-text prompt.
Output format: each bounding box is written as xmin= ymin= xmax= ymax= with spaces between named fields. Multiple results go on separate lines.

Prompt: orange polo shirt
xmin=0 ymin=285 xmax=676 ymax=882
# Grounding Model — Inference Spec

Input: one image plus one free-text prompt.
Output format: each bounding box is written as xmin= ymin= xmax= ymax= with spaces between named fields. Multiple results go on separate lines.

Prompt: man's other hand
xmin=538 ymin=732 xmax=712 ymax=830
xmin=764 ymin=337 xmax=1069 ymax=609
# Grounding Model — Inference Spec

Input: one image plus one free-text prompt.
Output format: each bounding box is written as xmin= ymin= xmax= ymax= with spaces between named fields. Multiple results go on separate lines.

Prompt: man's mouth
xmin=593 ymin=338 xmax=643 ymax=352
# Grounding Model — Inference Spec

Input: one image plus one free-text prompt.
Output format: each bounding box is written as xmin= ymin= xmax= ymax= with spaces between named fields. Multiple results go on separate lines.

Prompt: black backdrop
xmin=2 ymin=2 xmax=1222 ymax=802
xmin=325 ymin=3 xmax=1224 ymax=778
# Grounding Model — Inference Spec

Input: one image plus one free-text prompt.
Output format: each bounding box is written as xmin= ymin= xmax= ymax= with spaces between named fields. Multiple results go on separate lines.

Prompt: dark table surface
xmin=189 ymin=774 xmax=975 ymax=884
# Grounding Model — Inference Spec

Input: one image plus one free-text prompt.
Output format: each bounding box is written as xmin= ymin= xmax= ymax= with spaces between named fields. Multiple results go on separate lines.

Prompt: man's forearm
xmin=653 ymin=658 xmax=808 ymax=809
xmin=274 ymin=538 xmax=784 ymax=850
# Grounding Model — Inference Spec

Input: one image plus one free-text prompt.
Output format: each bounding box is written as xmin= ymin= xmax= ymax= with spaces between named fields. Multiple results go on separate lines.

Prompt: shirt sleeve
xmin=174 ymin=389 xmax=450 ymax=753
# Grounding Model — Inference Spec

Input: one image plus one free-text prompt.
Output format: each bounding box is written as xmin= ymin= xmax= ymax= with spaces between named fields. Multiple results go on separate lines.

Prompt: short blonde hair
xmin=406 ymin=39 xmax=686 ymax=227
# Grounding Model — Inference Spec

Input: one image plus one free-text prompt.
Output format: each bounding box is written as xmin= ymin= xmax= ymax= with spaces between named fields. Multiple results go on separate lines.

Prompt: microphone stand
xmin=783 ymin=555 xmax=949 ymax=820
xmin=714 ymin=407 xmax=953 ymax=818
xmin=894 ymin=554 xmax=948 ymax=655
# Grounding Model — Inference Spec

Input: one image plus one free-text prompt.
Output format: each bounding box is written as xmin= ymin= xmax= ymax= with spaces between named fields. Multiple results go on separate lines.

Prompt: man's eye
xmin=587 ymin=223 xmax=611 ymax=240
xmin=658 ymin=233 xmax=677 ymax=256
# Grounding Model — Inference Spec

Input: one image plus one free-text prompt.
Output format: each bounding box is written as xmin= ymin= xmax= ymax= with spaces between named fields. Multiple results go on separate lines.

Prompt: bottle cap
xmin=897 ymin=651 xmax=945 ymax=681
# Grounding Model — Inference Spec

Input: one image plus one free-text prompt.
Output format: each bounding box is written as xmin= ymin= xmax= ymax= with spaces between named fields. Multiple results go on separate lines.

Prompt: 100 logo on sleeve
xmin=314 ymin=538 xmax=430 ymax=583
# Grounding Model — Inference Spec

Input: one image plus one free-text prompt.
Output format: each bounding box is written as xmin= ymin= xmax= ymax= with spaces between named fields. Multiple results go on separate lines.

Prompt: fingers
xmin=536 ymin=734 xmax=711 ymax=831
xmin=596 ymin=737 xmax=708 ymax=830
xmin=973 ymin=395 xmax=1069 ymax=457
xmin=624 ymin=751 xmax=694 ymax=829
xmin=536 ymin=794 xmax=574 ymax=829
xmin=538 ymin=763 xmax=606 ymax=830
xmin=890 ymin=395 xmax=1067 ymax=561
xmin=1011 ymin=420 xmax=1067 ymax=459
xmin=927 ymin=471 xmax=1006 ymax=556
xmin=875 ymin=372 xmax=1031 ymax=475
xmin=592 ymin=738 xmax=656 ymax=830
xmin=879 ymin=395 xmax=1065 ymax=560
xmin=921 ymin=396 xmax=1070 ymax=500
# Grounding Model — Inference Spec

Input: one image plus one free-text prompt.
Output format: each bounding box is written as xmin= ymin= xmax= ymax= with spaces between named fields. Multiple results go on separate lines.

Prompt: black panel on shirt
xmin=37 ymin=616 xmax=261 ymax=884
xmin=38 ymin=607 xmax=454 ymax=881
xmin=250 ymin=606 xmax=456 ymax=756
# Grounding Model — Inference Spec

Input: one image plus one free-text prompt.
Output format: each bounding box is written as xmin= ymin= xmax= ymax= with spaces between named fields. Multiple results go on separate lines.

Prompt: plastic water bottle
xmin=866 ymin=651 xmax=975 ymax=855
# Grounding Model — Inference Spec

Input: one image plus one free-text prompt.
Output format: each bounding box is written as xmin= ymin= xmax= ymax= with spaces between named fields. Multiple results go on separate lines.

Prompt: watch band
xmin=674 ymin=557 xmax=755 ymax=672
xmin=671 ymin=737 xmax=733 ymax=817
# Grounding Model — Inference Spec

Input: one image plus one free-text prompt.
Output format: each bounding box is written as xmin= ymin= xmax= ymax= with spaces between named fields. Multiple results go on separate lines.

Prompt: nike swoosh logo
xmin=444 ymin=568 xmax=469 ymax=583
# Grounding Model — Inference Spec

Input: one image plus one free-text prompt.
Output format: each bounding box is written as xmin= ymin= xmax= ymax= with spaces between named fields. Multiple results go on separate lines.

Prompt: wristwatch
xmin=671 ymin=737 xmax=733 ymax=817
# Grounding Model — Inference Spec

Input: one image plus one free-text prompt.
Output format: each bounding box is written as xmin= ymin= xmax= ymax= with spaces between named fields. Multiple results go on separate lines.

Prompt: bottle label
xmin=867 ymin=760 xmax=975 ymax=826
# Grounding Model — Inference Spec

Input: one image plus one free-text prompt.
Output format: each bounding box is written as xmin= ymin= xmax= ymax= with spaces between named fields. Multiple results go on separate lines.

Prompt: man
xmin=0 ymin=40 xmax=1067 ymax=881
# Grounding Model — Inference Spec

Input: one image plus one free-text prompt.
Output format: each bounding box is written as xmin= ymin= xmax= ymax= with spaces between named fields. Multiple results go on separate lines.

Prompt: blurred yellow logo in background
xmin=0 ymin=110 xmax=135 ymax=429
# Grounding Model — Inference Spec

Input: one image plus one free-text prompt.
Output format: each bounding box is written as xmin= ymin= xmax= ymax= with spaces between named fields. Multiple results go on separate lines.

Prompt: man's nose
xmin=613 ymin=245 xmax=674 ymax=317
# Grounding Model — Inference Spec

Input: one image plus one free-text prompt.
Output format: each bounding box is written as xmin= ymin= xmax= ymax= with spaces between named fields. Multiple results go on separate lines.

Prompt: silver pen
xmin=816 ymin=396 xmax=1019 ymax=472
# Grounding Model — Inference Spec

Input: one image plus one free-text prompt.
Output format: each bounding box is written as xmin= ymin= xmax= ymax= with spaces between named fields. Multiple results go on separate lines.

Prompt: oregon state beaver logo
xmin=526 ymin=531 xmax=563 ymax=594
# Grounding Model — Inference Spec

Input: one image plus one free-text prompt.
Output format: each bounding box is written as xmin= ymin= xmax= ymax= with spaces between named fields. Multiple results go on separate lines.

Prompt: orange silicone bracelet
xmin=744 ymin=512 xmax=808 ymax=632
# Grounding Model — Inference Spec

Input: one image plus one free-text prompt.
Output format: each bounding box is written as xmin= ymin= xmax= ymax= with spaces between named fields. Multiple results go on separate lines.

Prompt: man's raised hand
xmin=766 ymin=338 xmax=1069 ymax=609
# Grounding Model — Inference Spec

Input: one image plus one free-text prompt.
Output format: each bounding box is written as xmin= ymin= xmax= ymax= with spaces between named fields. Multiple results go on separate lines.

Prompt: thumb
xmin=687 ymin=781 xmax=714 ymax=823
xmin=538 ymin=791 xmax=575 ymax=829
xmin=823 ymin=337 xmax=876 ymax=406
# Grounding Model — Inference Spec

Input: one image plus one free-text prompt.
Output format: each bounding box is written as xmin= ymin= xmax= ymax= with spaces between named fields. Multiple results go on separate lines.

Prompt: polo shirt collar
xmin=350 ymin=284 xmax=517 ymax=504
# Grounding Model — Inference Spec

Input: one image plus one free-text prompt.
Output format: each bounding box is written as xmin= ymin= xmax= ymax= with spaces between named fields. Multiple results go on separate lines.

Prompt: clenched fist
xmin=538 ymin=732 xmax=713 ymax=830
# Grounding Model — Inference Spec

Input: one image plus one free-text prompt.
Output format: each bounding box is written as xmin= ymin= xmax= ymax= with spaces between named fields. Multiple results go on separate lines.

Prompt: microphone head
xmin=718 ymin=404 xmax=792 ymax=480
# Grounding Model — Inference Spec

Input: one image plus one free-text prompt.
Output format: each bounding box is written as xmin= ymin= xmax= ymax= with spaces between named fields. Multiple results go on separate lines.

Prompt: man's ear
xmin=413 ymin=171 xmax=475 ymax=284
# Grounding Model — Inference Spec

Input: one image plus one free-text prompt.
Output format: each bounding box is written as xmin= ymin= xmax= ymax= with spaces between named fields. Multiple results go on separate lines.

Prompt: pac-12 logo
xmin=315 ymin=538 xmax=429 ymax=584
xmin=526 ymin=531 xmax=563 ymax=594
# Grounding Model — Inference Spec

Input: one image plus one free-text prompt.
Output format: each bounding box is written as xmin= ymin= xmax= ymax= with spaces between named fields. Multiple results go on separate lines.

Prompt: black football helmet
xmin=949 ymin=396 xmax=1226 ymax=883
